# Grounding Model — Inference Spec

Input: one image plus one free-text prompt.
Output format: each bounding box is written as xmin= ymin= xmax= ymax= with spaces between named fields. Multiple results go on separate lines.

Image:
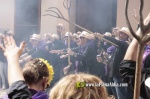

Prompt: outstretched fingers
xmin=20 ymin=41 xmax=26 ymax=51
xmin=0 ymin=44 xmax=5 ymax=52
xmin=4 ymin=36 xmax=14 ymax=48
xmin=6 ymin=36 xmax=12 ymax=46
xmin=4 ymin=36 xmax=8 ymax=48
xmin=10 ymin=36 xmax=16 ymax=47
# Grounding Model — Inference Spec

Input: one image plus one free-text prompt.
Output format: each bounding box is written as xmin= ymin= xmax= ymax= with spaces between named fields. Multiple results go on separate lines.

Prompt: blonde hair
xmin=49 ymin=73 xmax=109 ymax=99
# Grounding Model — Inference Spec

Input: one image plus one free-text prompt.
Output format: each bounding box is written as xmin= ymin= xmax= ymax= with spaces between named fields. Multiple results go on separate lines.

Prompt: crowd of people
xmin=0 ymin=13 xmax=150 ymax=99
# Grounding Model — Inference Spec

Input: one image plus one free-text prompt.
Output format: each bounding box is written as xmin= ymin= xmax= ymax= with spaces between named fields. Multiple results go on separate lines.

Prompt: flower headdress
xmin=39 ymin=58 xmax=54 ymax=85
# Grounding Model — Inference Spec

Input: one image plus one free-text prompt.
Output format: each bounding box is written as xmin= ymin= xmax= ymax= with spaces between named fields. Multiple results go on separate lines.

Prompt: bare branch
xmin=125 ymin=1 xmax=149 ymax=99
xmin=134 ymin=44 xmax=144 ymax=99
xmin=63 ymin=0 xmax=71 ymax=10
xmin=139 ymin=0 xmax=144 ymax=35
xmin=43 ymin=14 xmax=60 ymax=18
xmin=62 ymin=19 xmax=118 ymax=47
xmin=63 ymin=0 xmax=67 ymax=9
xmin=143 ymin=35 xmax=150 ymax=44
xmin=45 ymin=10 xmax=62 ymax=18
xmin=44 ymin=7 xmax=118 ymax=47
xmin=48 ymin=7 xmax=64 ymax=18
xmin=125 ymin=0 xmax=140 ymax=41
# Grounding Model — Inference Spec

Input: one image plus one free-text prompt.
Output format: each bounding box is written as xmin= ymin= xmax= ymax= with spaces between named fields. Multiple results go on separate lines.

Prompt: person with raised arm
xmin=0 ymin=36 xmax=54 ymax=99
xmin=120 ymin=13 xmax=150 ymax=99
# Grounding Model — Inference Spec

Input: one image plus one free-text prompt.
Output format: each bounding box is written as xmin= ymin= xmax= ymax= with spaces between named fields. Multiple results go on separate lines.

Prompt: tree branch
xmin=125 ymin=0 xmax=140 ymax=41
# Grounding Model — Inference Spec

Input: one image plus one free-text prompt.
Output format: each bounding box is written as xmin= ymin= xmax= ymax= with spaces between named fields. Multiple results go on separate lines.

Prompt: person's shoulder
xmin=32 ymin=91 xmax=49 ymax=99
xmin=120 ymin=60 xmax=136 ymax=67
xmin=8 ymin=81 xmax=32 ymax=99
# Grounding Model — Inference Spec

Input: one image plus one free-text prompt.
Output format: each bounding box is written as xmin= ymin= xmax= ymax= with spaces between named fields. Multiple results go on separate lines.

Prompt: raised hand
xmin=63 ymin=62 xmax=72 ymax=75
xmin=63 ymin=66 xmax=70 ymax=75
xmin=132 ymin=9 xmax=139 ymax=23
xmin=0 ymin=35 xmax=26 ymax=85
xmin=0 ymin=36 xmax=25 ymax=59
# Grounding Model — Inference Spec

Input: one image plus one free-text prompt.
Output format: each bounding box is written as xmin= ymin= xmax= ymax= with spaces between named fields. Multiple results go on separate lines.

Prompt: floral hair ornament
xmin=39 ymin=58 xmax=54 ymax=85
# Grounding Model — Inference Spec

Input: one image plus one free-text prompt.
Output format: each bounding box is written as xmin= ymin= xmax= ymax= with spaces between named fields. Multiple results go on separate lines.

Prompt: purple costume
xmin=142 ymin=45 xmax=150 ymax=67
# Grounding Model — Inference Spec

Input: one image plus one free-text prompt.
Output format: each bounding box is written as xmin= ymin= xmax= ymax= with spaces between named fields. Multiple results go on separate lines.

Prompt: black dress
xmin=7 ymin=81 xmax=49 ymax=99
xmin=120 ymin=60 xmax=150 ymax=99
xmin=7 ymin=81 xmax=32 ymax=99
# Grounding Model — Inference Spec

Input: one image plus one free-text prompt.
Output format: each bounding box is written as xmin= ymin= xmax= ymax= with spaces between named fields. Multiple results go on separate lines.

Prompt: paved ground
xmin=0 ymin=89 xmax=7 ymax=98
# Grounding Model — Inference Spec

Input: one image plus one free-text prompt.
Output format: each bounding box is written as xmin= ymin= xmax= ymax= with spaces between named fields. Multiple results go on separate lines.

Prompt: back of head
xmin=49 ymin=73 xmax=108 ymax=99
xmin=23 ymin=58 xmax=54 ymax=86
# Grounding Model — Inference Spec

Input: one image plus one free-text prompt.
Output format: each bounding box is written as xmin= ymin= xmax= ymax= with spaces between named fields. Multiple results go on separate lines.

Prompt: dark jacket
xmin=104 ymin=36 xmax=128 ymax=77
xmin=120 ymin=60 xmax=150 ymax=99
xmin=71 ymin=40 xmax=98 ymax=75
xmin=7 ymin=81 xmax=49 ymax=99
xmin=7 ymin=81 xmax=32 ymax=99
xmin=31 ymin=43 xmax=50 ymax=61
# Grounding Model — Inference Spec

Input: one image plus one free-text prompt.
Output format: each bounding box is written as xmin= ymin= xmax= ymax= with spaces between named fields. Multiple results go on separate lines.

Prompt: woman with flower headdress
xmin=0 ymin=36 xmax=54 ymax=99
xmin=22 ymin=58 xmax=54 ymax=99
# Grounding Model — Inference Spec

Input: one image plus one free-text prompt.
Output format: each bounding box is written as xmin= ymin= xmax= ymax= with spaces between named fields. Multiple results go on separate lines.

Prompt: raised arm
xmin=1 ymin=36 xmax=25 ymax=85
xmin=123 ymin=29 xmax=140 ymax=61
